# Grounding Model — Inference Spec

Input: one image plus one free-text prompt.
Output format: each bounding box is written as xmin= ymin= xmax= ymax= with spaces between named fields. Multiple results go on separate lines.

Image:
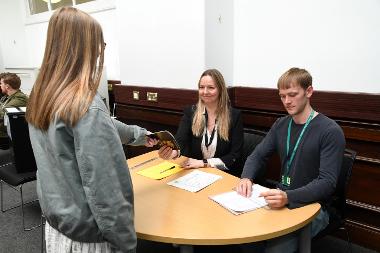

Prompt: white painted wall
xmin=0 ymin=0 xmax=379 ymax=93
xmin=0 ymin=49 xmax=4 ymax=72
xmin=92 ymin=10 xmax=120 ymax=80
xmin=234 ymin=0 xmax=380 ymax=93
xmin=0 ymin=0 xmax=36 ymax=93
xmin=0 ymin=0 xmax=30 ymax=68
xmin=0 ymin=0 xmax=119 ymax=78
xmin=205 ymin=0 xmax=234 ymax=86
xmin=116 ymin=0 xmax=205 ymax=89
xmin=24 ymin=22 xmax=48 ymax=68
xmin=23 ymin=8 xmax=120 ymax=79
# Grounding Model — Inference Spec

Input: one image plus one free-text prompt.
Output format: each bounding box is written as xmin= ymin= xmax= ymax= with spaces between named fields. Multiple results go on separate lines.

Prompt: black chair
xmin=0 ymin=108 xmax=40 ymax=231
xmin=239 ymin=132 xmax=265 ymax=179
xmin=313 ymin=148 xmax=357 ymax=252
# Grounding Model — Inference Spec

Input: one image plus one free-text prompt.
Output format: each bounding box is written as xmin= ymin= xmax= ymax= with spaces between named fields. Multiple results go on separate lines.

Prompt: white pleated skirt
xmin=45 ymin=222 xmax=113 ymax=253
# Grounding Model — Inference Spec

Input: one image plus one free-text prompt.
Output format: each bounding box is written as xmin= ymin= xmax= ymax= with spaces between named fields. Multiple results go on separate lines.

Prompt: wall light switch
xmin=133 ymin=91 xmax=139 ymax=100
xmin=147 ymin=92 xmax=158 ymax=102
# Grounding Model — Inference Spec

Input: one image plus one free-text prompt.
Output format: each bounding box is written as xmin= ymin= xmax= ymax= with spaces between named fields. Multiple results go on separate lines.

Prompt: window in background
xmin=27 ymin=0 xmax=94 ymax=15
xmin=75 ymin=0 xmax=94 ymax=4
xmin=28 ymin=0 xmax=49 ymax=15
xmin=51 ymin=0 xmax=73 ymax=10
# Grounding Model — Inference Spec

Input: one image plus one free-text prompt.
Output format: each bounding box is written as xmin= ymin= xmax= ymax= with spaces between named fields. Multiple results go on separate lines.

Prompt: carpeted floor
xmin=0 ymin=181 xmax=42 ymax=253
xmin=0 ymin=181 xmax=378 ymax=253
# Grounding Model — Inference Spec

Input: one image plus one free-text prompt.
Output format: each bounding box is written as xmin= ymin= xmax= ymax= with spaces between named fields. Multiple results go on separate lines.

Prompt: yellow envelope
xmin=137 ymin=161 xmax=183 ymax=180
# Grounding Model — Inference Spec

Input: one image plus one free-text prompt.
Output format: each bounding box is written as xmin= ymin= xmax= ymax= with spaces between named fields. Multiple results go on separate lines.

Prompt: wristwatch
xmin=203 ymin=159 xmax=208 ymax=167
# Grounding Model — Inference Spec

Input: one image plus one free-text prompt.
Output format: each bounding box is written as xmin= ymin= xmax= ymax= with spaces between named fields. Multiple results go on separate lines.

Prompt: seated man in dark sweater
xmin=237 ymin=67 xmax=345 ymax=253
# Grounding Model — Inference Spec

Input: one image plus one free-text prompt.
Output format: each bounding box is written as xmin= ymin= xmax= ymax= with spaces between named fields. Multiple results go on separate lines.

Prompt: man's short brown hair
xmin=1 ymin=73 xmax=21 ymax=90
xmin=277 ymin=67 xmax=312 ymax=90
xmin=0 ymin=72 xmax=10 ymax=81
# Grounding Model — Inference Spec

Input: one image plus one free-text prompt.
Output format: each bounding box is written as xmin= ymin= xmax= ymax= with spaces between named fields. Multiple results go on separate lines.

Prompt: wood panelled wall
xmin=113 ymin=84 xmax=380 ymax=251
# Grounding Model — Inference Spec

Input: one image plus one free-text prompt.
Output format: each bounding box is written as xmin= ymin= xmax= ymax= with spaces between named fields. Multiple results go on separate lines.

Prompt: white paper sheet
xmin=4 ymin=107 xmax=20 ymax=113
xmin=167 ymin=170 xmax=222 ymax=192
xmin=209 ymin=184 xmax=268 ymax=215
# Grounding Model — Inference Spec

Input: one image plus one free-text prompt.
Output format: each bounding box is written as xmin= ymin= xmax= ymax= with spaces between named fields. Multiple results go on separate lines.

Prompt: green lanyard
xmin=282 ymin=110 xmax=314 ymax=186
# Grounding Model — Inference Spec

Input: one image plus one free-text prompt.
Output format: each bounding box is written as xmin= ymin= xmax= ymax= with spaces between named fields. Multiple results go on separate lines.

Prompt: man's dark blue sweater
xmin=241 ymin=113 xmax=345 ymax=209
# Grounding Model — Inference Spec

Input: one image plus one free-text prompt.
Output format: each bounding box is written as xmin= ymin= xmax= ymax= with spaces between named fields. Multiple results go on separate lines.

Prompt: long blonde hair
xmin=192 ymin=69 xmax=231 ymax=141
xmin=26 ymin=7 xmax=104 ymax=130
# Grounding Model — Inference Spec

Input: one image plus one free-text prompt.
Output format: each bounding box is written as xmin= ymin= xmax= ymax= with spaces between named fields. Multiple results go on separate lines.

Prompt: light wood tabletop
xmin=127 ymin=151 xmax=320 ymax=246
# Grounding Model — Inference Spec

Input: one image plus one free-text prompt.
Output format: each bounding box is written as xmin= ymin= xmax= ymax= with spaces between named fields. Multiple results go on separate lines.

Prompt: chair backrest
xmin=332 ymin=148 xmax=356 ymax=220
xmin=6 ymin=110 xmax=37 ymax=173
xmin=238 ymin=132 xmax=265 ymax=178
xmin=314 ymin=149 xmax=357 ymax=239
xmin=242 ymin=132 xmax=265 ymax=161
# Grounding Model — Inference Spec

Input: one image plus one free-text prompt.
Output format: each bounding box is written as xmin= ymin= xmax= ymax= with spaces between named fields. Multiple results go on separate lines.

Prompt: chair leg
xmin=1 ymin=180 xmax=37 ymax=212
xmin=41 ymin=215 xmax=45 ymax=253
xmin=1 ymin=180 xmax=41 ymax=230
xmin=1 ymin=180 xmax=24 ymax=212
xmin=20 ymin=184 xmax=42 ymax=231
xmin=340 ymin=227 xmax=352 ymax=253
xmin=0 ymin=180 xmax=14 ymax=212
xmin=1 ymin=180 xmax=4 ymax=211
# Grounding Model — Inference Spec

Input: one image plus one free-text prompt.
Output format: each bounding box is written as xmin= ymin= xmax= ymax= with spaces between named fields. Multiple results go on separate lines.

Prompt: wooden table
xmin=127 ymin=151 xmax=320 ymax=253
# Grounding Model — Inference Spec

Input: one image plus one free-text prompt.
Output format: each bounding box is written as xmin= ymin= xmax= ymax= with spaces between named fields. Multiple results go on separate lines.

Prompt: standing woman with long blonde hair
xmin=27 ymin=7 xmax=155 ymax=253
xmin=158 ymin=69 xmax=244 ymax=176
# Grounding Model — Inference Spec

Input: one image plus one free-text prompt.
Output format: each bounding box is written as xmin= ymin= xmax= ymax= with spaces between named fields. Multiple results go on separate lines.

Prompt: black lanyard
xmin=204 ymin=111 xmax=216 ymax=149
